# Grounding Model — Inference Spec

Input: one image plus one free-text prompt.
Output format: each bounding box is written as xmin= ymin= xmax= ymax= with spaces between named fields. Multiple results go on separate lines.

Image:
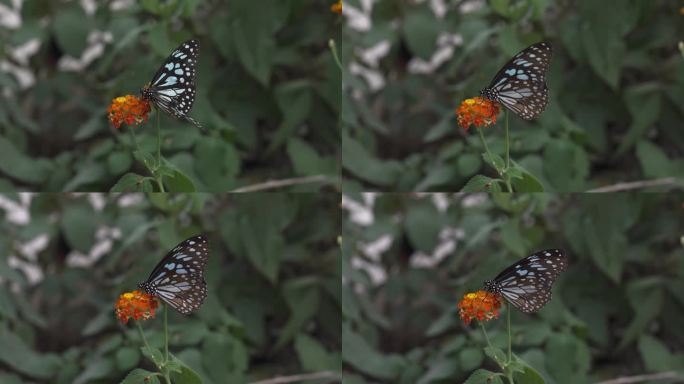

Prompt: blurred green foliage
xmin=342 ymin=192 xmax=684 ymax=383
xmin=0 ymin=193 xmax=341 ymax=383
xmin=0 ymin=0 xmax=341 ymax=192
xmin=342 ymin=0 xmax=684 ymax=192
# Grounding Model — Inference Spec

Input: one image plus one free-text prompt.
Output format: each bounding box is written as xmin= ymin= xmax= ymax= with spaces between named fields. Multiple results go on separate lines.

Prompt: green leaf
xmin=464 ymin=369 xmax=504 ymax=384
xmin=268 ymin=82 xmax=312 ymax=154
xmin=107 ymin=151 xmax=133 ymax=175
xmin=202 ymin=333 xmax=248 ymax=382
xmin=342 ymin=325 xmax=404 ymax=380
xmin=513 ymin=363 xmax=546 ymax=384
xmin=461 ymin=175 xmax=502 ymax=192
xmin=402 ymin=6 xmax=441 ymax=59
xmin=484 ymin=346 xmax=507 ymax=369
xmin=287 ymin=138 xmax=334 ymax=176
xmin=342 ymin=133 xmax=402 ymax=186
xmin=500 ymin=218 xmax=527 ymax=258
xmin=510 ymin=163 xmax=545 ymax=192
xmin=0 ymin=137 xmax=52 ymax=184
xmin=295 ymin=334 xmax=341 ymax=372
xmin=110 ymin=173 xmax=154 ymax=192
xmin=163 ymin=165 xmax=196 ymax=192
xmin=115 ymin=347 xmax=140 ymax=371
xmin=140 ymin=346 xmax=163 ymax=368
xmin=636 ymin=140 xmax=672 ymax=178
xmin=230 ymin=0 xmax=275 ymax=85
xmin=120 ymin=369 xmax=160 ymax=384
xmin=616 ymin=88 xmax=662 ymax=156
xmin=275 ymin=279 xmax=320 ymax=350
xmin=62 ymin=203 xmax=97 ymax=252
xmin=457 ymin=153 xmax=483 ymax=176
xmin=482 ymin=152 xmax=506 ymax=174
xmin=170 ymin=356 xmax=203 ymax=384
xmin=53 ymin=6 xmax=90 ymax=56
xmin=546 ymin=333 xmax=590 ymax=382
xmin=459 ymin=347 xmax=484 ymax=372
xmin=638 ymin=334 xmax=672 ymax=371
xmin=405 ymin=201 xmax=442 ymax=253
xmin=0 ymin=330 xmax=61 ymax=379
xmin=63 ymin=163 xmax=106 ymax=191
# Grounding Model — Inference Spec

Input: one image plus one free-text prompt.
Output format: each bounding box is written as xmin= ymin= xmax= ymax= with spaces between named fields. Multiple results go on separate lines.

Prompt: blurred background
xmin=0 ymin=0 xmax=341 ymax=192
xmin=342 ymin=192 xmax=684 ymax=383
xmin=341 ymin=0 xmax=684 ymax=192
xmin=0 ymin=193 xmax=341 ymax=383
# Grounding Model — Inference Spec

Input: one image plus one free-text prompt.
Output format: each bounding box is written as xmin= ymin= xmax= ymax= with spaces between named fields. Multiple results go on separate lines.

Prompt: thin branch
xmin=248 ymin=371 xmax=341 ymax=384
xmin=230 ymin=175 xmax=338 ymax=193
xmin=594 ymin=371 xmax=682 ymax=384
xmin=586 ymin=177 xmax=679 ymax=193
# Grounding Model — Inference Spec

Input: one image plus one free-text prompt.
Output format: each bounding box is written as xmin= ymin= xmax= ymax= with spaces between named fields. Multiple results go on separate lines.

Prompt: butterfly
xmin=484 ymin=249 xmax=567 ymax=313
xmin=138 ymin=234 xmax=209 ymax=314
xmin=480 ymin=42 xmax=552 ymax=120
xmin=141 ymin=39 xmax=203 ymax=131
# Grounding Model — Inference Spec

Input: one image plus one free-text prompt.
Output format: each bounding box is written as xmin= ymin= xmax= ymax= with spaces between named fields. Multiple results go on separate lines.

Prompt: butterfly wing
xmin=480 ymin=42 xmax=552 ymax=120
xmin=486 ymin=249 xmax=567 ymax=313
xmin=142 ymin=39 xmax=202 ymax=130
xmin=139 ymin=234 xmax=209 ymax=314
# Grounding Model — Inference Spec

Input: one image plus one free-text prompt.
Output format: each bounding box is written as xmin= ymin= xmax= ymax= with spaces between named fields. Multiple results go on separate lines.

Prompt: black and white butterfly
xmin=138 ymin=234 xmax=209 ymax=314
xmin=480 ymin=42 xmax=552 ymax=120
xmin=141 ymin=39 xmax=202 ymax=130
xmin=484 ymin=249 xmax=567 ymax=313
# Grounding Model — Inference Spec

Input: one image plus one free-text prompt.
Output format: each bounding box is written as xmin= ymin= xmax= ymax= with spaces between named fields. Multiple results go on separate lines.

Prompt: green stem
xmin=507 ymin=301 xmax=512 ymax=363
xmin=479 ymin=321 xmax=493 ymax=349
xmin=135 ymin=321 xmax=154 ymax=365
xmin=503 ymin=111 xmax=512 ymax=193
xmin=164 ymin=303 xmax=169 ymax=362
xmin=477 ymin=126 xmax=495 ymax=171
xmin=329 ymin=39 xmax=343 ymax=71
xmin=128 ymin=126 xmax=139 ymax=151
xmin=155 ymin=111 xmax=165 ymax=192
xmin=505 ymin=301 xmax=514 ymax=384
xmin=163 ymin=304 xmax=170 ymax=384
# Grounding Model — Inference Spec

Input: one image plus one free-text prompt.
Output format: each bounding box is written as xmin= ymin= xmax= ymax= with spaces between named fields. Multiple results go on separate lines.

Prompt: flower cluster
xmin=115 ymin=290 xmax=159 ymax=324
xmin=331 ymin=1 xmax=342 ymax=14
xmin=457 ymin=290 xmax=502 ymax=325
xmin=456 ymin=97 xmax=501 ymax=131
xmin=107 ymin=95 xmax=151 ymax=129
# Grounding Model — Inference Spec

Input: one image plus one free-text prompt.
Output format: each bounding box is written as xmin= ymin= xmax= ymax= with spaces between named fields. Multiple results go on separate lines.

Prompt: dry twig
xmin=594 ymin=371 xmax=683 ymax=384
xmin=247 ymin=371 xmax=340 ymax=384
xmin=230 ymin=175 xmax=337 ymax=193
xmin=587 ymin=177 xmax=679 ymax=193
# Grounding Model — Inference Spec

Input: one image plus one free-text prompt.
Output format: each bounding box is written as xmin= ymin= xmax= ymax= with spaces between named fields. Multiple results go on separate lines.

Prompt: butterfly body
xmin=141 ymin=39 xmax=202 ymax=130
xmin=484 ymin=249 xmax=567 ymax=313
xmin=138 ymin=234 xmax=209 ymax=314
xmin=480 ymin=42 xmax=552 ymax=120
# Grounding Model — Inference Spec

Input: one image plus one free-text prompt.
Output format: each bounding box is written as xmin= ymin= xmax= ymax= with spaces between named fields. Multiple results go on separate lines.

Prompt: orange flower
xmin=680 ymin=6 xmax=684 ymax=15
xmin=107 ymin=95 xmax=151 ymax=129
xmin=331 ymin=1 xmax=342 ymax=14
xmin=115 ymin=290 xmax=159 ymax=324
xmin=456 ymin=97 xmax=501 ymax=131
xmin=457 ymin=290 xmax=502 ymax=325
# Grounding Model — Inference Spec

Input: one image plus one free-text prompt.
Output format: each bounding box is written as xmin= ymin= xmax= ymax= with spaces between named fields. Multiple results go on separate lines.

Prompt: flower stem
xmin=155 ymin=111 xmax=165 ymax=192
xmin=477 ymin=127 xmax=495 ymax=171
xmin=479 ymin=321 xmax=493 ymax=349
xmin=164 ymin=303 xmax=169 ymax=362
xmin=507 ymin=301 xmax=512 ymax=363
xmin=163 ymin=303 xmax=170 ymax=384
xmin=135 ymin=321 xmax=153 ymax=364
xmin=504 ymin=301 xmax=515 ymax=383
xmin=329 ymin=39 xmax=343 ymax=72
xmin=503 ymin=111 xmax=513 ymax=193
xmin=128 ymin=126 xmax=139 ymax=150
